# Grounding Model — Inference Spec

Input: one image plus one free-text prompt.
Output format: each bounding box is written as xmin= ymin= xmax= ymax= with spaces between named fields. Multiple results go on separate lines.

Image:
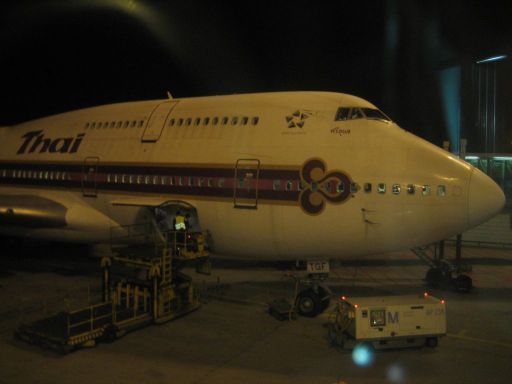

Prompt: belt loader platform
xmin=15 ymin=227 xmax=210 ymax=353
xmin=327 ymin=293 xmax=447 ymax=350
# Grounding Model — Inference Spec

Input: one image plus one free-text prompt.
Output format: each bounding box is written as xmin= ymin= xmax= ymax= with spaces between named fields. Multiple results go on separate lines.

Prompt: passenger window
xmin=207 ymin=178 xmax=213 ymax=187
xmin=241 ymin=117 xmax=249 ymax=125
xmin=350 ymin=182 xmax=359 ymax=193
xmin=437 ymin=185 xmax=446 ymax=197
xmin=407 ymin=184 xmax=415 ymax=195
xmin=85 ymin=122 xmax=90 ymax=129
xmin=222 ymin=117 xmax=228 ymax=125
xmin=129 ymin=175 xmax=134 ymax=184
xmin=188 ymin=177 xmax=193 ymax=186
xmin=335 ymin=107 xmax=350 ymax=121
xmin=194 ymin=118 xmax=201 ymax=126
xmin=123 ymin=121 xmax=129 ymax=128
xmin=198 ymin=177 xmax=204 ymax=187
xmin=116 ymin=121 xmax=122 ymax=128
xmin=138 ymin=120 xmax=144 ymax=127
xmin=218 ymin=178 xmax=225 ymax=188
xmin=212 ymin=117 xmax=219 ymax=125
xmin=252 ymin=117 xmax=259 ymax=125
xmin=170 ymin=176 xmax=175 ymax=186
xmin=177 ymin=119 xmax=183 ymax=126
xmin=153 ymin=176 xmax=158 ymax=184
xmin=364 ymin=183 xmax=372 ymax=193
xmin=110 ymin=121 xmax=116 ymax=128
xmin=104 ymin=121 xmax=109 ymax=128
xmin=98 ymin=122 xmax=103 ymax=128
xmin=131 ymin=121 xmax=137 ymax=128
xmin=231 ymin=117 xmax=238 ymax=125
xmin=91 ymin=122 xmax=96 ymax=129
xmin=324 ymin=181 xmax=331 ymax=193
xmin=273 ymin=180 xmax=281 ymax=191
xmin=185 ymin=118 xmax=192 ymax=126
xmin=392 ymin=184 xmax=401 ymax=195
xmin=378 ymin=183 xmax=386 ymax=194
xmin=286 ymin=181 xmax=293 ymax=191
xmin=203 ymin=117 xmax=210 ymax=126
xmin=336 ymin=181 xmax=345 ymax=193
xmin=422 ymin=185 xmax=431 ymax=196
xmin=168 ymin=119 xmax=175 ymax=126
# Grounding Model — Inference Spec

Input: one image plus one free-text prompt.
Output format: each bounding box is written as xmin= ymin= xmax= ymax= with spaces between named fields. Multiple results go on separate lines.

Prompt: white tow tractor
xmin=328 ymin=293 xmax=447 ymax=349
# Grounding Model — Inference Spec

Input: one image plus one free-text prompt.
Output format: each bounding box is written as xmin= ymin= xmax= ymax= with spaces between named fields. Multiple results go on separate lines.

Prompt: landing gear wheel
xmin=455 ymin=274 xmax=472 ymax=293
xmin=426 ymin=268 xmax=443 ymax=288
xmin=296 ymin=289 xmax=321 ymax=317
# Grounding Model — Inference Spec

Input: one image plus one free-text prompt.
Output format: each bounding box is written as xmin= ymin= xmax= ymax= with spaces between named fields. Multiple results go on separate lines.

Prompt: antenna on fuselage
xmin=166 ymin=91 xmax=173 ymax=99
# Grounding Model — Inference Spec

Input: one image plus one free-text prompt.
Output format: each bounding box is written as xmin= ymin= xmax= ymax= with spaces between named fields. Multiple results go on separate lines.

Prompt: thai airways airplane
xmin=0 ymin=91 xmax=505 ymax=261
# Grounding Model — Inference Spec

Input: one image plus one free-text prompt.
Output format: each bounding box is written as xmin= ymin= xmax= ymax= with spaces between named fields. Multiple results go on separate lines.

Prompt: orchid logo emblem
xmin=299 ymin=158 xmax=352 ymax=215
xmin=285 ymin=110 xmax=312 ymax=128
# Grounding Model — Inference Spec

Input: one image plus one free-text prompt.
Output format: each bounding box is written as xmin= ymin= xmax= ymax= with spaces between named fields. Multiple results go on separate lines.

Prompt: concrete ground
xmin=0 ymin=243 xmax=511 ymax=384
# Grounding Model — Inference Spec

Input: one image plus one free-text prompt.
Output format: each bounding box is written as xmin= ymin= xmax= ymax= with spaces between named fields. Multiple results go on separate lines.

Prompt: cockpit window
xmin=350 ymin=108 xmax=364 ymax=120
xmin=335 ymin=107 xmax=391 ymax=122
xmin=335 ymin=107 xmax=350 ymax=121
xmin=361 ymin=108 xmax=391 ymax=121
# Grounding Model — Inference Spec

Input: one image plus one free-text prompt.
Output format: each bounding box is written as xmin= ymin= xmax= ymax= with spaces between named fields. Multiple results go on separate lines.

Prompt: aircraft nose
xmin=468 ymin=167 xmax=505 ymax=228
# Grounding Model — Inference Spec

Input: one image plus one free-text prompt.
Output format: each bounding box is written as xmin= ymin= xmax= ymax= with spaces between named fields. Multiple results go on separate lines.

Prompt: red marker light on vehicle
xmin=424 ymin=292 xmax=429 ymax=298
xmin=441 ymin=299 xmax=445 ymax=304
xmin=341 ymin=295 xmax=347 ymax=301
xmin=354 ymin=304 xmax=359 ymax=308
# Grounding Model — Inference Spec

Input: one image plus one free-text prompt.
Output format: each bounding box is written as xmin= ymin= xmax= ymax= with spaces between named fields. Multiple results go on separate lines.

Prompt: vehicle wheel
xmin=296 ymin=289 xmax=321 ymax=317
xmin=425 ymin=337 xmax=438 ymax=348
xmin=455 ymin=274 xmax=472 ymax=293
xmin=102 ymin=325 xmax=118 ymax=343
xmin=426 ymin=268 xmax=443 ymax=288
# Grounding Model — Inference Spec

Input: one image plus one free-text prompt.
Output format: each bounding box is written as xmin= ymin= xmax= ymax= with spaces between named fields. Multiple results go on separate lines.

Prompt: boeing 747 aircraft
xmin=0 ymin=91 xmax=504 ymax=262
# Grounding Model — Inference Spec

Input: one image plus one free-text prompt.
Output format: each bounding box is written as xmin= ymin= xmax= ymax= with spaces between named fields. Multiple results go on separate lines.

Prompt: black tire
xmin=102 ymin=325 xmax=118 ymax=343
xmin=426 ymin=268 xmax=443 ymax=288
xmin=426 ymin=337 xmax=438 ymax=348
xmin=296 ymin=289 xmax=321 ymax=317
xmin=455 ymin=274 xmax=472 ymax=293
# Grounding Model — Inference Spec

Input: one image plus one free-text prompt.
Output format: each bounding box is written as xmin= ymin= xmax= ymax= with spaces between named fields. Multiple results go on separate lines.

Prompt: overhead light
xmin=493 ymin=156 xmax=512 ymax=161
xmin=476 ymin=55 xmax=507 ymax=64
xmin=465 ymin=156 xmax=480 ymax=160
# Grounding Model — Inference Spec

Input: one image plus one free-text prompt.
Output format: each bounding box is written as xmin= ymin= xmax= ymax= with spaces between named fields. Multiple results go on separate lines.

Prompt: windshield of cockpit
xmin=335 ymin=107 xmax=391 ymax=122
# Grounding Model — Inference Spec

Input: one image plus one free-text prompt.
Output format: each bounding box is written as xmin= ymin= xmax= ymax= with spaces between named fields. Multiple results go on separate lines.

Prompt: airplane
xmin=0 ymin=91 xmax=505 ymax=316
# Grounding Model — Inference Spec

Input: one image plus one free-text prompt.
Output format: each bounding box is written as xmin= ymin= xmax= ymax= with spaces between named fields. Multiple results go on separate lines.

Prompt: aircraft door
xmin=82 ymin=157 xmax=99 ymax=197
xmin=141 ymin=100 xmax=179 ymax=142
xmin=234 ymin=159 xmax=260 ymax=209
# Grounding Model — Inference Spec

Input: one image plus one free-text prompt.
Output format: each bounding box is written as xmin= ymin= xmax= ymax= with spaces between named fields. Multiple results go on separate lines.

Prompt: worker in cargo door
xmin=173 ymin=211 xmax=187 ymax=255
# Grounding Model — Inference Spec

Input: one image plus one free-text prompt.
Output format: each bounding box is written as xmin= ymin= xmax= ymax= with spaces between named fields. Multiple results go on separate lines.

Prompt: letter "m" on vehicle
xmin=387 ymin=311 xmax=399 ymax=324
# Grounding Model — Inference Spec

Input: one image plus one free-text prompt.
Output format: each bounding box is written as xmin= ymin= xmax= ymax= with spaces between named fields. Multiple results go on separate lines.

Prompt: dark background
xmin=1 ymin=0 xmax=512 ymax=150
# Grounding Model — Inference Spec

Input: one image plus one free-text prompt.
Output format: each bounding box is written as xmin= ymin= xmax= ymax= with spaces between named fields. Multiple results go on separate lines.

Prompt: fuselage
xmin=0 ymin=91 xmax=505 ymax=259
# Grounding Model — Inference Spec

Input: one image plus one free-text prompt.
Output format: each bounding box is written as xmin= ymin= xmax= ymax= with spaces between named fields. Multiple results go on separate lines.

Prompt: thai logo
xmin=285 ymin=110 xmax=312 ymax=128
xmin=17 ymin=130 xmax=85 ymax=155
xmin=299 ymin=158 xmax=352 ymax=215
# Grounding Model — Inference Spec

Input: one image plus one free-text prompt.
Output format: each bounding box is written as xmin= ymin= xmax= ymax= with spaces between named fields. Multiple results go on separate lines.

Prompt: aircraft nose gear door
xmin=234 ymin=159 xmax=260 ymax=209
xmin=141 ymin=100 xmax=179 ymax=142
xmin=82 ymin=156 xmax=99 ymax=197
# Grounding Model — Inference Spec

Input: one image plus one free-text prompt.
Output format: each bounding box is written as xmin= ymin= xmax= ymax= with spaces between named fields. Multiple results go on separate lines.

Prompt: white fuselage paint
xmin=0 ymin=92 xmax=505 ymax=259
